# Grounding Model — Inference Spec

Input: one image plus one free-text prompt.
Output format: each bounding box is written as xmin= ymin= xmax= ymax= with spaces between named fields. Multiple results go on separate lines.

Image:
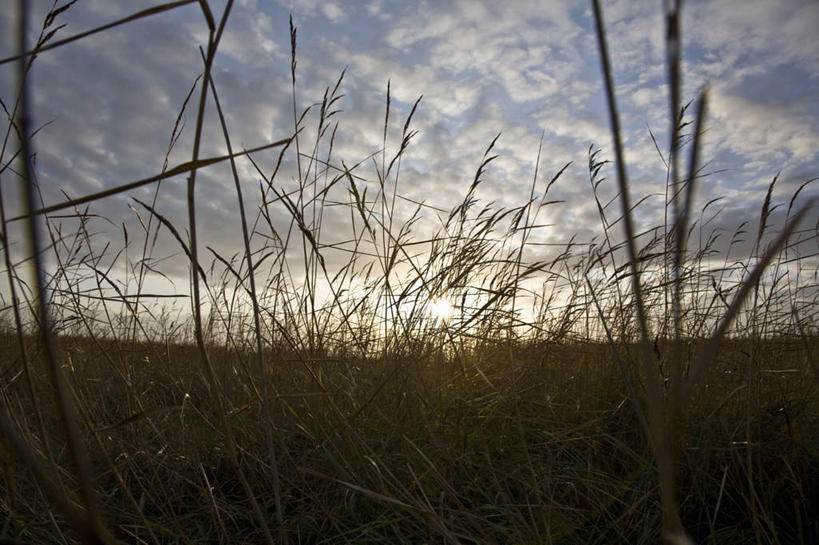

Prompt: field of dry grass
xmin=2 ymin=332 xmax=817 ymax=544
xmin=1 ymin=1 xmax=817 ymax=544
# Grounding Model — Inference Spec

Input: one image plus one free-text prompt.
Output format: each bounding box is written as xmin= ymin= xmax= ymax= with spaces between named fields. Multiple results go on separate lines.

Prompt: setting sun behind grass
xmin=428 ymin=296 xmax=456 ymax=323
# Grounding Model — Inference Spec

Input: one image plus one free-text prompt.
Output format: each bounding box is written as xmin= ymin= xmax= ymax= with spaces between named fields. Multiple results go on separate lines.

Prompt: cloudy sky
xmin=1 ymin=0 xmax=817 ymax=301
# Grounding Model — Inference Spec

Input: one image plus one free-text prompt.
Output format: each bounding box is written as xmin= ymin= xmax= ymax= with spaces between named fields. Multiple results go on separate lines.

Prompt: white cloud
xmin=321 ymin=3 xmax=347 ymax=22
xmin=709 ymin=86 xmax=818 ymax=165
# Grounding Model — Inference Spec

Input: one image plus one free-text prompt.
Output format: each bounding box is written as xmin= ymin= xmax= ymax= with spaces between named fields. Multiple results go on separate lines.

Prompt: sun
xmin=429 ymin=297 xmax=455 ymax=323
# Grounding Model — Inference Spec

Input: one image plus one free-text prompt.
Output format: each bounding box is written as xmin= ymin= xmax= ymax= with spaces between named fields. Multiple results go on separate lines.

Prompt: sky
xmin=0 ymin=0 xmax=817 ymax=309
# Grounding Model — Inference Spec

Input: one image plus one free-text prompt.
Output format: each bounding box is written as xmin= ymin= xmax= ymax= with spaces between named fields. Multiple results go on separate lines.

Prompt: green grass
xmin=0 ymin=1 xmax=817 ymax=544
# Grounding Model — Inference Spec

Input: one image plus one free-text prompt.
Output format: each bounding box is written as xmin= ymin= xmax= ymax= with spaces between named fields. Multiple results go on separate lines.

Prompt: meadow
xmin=1 ymin=1 xmax=817 ymax=544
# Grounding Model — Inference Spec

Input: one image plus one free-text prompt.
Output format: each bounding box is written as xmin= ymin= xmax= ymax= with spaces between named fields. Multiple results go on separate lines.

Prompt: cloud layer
xmin=1 ymin=0 xmax=816 ymax=298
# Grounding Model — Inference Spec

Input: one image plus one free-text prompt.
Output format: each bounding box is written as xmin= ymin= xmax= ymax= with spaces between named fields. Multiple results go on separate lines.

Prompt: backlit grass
xmin=0 ymin=2 xmax=817 ymax=544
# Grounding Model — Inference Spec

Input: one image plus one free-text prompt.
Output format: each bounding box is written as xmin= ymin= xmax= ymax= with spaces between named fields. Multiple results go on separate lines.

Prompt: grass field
xmin=1 ymin=1 xmax=817 ymax=544
xmin=2 ymin=332 xmax=817 ymax=544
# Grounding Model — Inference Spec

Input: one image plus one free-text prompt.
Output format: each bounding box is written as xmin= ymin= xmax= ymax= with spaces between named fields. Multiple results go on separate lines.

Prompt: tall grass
xmin=1 ymin=1 xmax=817 ymax=544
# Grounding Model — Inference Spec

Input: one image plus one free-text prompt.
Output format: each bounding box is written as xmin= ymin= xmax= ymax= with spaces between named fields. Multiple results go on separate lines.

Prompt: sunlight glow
xmin=429 ymin=297 xmax=455 ymax=323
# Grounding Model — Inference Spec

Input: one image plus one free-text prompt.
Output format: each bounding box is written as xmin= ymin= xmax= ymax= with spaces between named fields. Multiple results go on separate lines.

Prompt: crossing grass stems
xmin=0 ymin=1 xmax=817 ymax=544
